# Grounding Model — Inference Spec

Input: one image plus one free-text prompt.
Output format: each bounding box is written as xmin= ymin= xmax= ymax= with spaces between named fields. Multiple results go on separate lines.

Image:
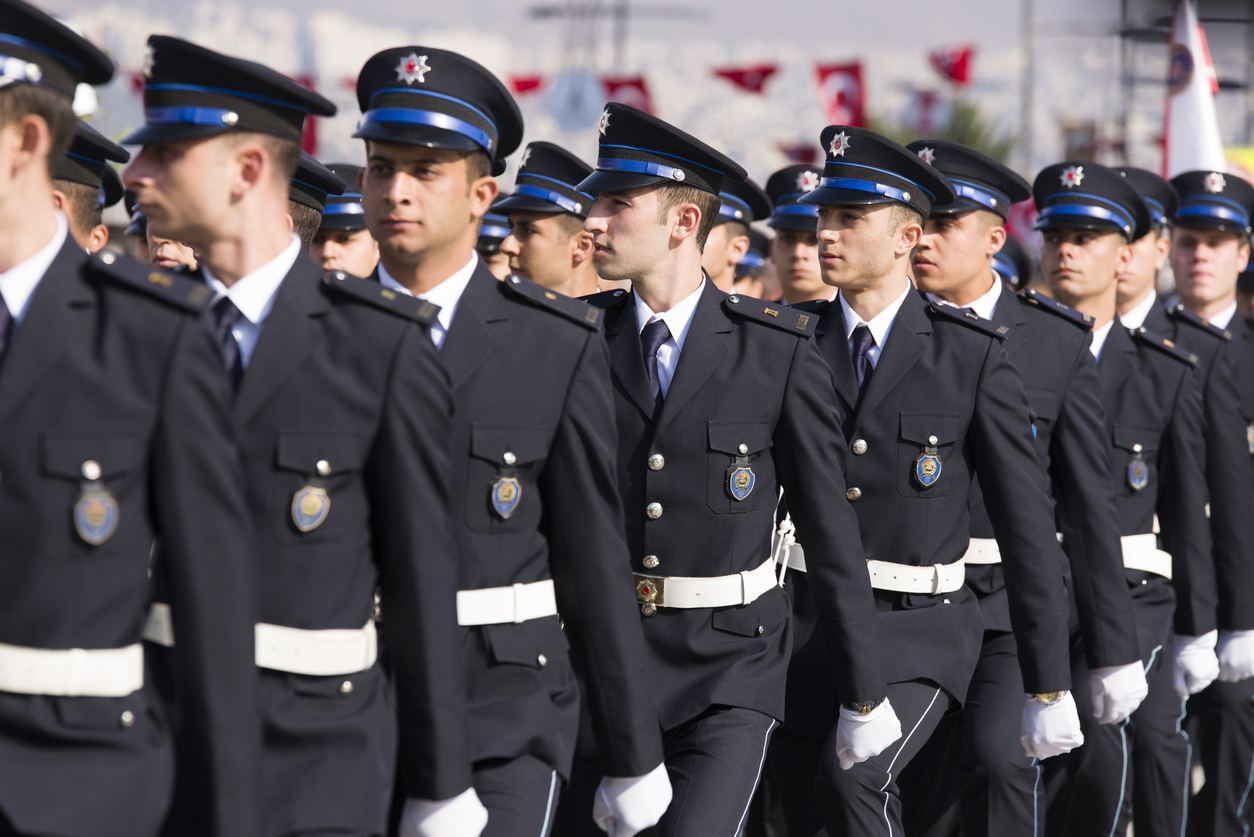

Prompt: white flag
xmin=1164 ymin=0 xmax=1225 ymax=178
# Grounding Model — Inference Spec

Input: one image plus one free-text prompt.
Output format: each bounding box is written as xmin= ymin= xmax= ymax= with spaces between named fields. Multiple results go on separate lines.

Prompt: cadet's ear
xmin=87 ymin=224 xmax=109 ymax=255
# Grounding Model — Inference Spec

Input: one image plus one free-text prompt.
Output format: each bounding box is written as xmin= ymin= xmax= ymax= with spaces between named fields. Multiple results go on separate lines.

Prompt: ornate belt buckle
xmin=634 ymin=573 xmax=666 ymax=607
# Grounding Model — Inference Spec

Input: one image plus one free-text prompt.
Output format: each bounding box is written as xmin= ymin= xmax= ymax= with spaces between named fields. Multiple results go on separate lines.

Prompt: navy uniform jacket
xmin=966 ymin=285 xmax=1139 ymax=669
xmin=1096 ymin=323 xmax=1215 ymax=639
xmin=1143 ymin=302 xmax=1254 ymax=633
xmin=1226 ymin=314 xmax=1254 ymax=494
xmin=782 ymin=290 xmax=1071 ymax=739
xmin=0 ymin=242 xmax=258 ymax=837
xmin=584 ymin=282 xmax=885 ymax=730
xmin=373 ymin=262 xmax=663 ymax=781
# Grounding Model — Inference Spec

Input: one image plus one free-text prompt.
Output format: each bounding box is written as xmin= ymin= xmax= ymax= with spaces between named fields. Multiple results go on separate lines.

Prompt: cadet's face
xmin=1041 ymin=228 xmax=1126 ymax=302
xmin=815 ymin=204 xmax=906 ymax=290
xmin=502 ymin=211 xmax=574 ymax=287
xmin=480 ymin=250 xmax=512 ymax=281
xmin=770 ymin=228 xmax=824 ymax=298
xmin=310 ymin=228 xmax=379 ymax=278
xmin=699 ymin=224 xmax=746 ymax=288
xmin=1170 ymin=227 xmax=1249 ymax=310
xmin=913 ymin=211 xmax=999 ymax=296
xmin=123 ymin=137 xmax=233 ymax=247
xmin=585 ymin=187 xmax=672 ymax=283
xmin=1115 ymin=229 xmax=1169 ymax=307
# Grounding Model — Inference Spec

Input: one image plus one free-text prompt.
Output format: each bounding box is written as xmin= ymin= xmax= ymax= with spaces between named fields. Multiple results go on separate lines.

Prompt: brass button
xmin=316 ymin=459 xmax=331 ymax=476
xmin=339 ymin=680 xmax=354 ymax=694
xmin=852 ymin=439 xmax=867 ymax=455
xmin=641 ymin=603 xmax=657 ymax=616
xmin=81 ymin=460 xmax=101 ymax=481
xmin=648 ymin=454 xmax=665 ymax=471
xmin=643 ymin=555 xmax=659 ymax=569
xmin=738 ymin=443 xmax=749 ymax=455
xmin=646 ymin=502 xmax=663 ymax=519
xmin=503 ymin=451 xmax=517 ymax=465
xmin=846 ymin=487 xmax=862 ymax=501
xmin=537 ymin=654 xmax=548 ymax=667
xmin=120 ymin=710 xmax=135 ymax=728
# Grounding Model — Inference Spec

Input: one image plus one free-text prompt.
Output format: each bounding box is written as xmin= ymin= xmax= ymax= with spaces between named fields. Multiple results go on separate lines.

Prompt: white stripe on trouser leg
xmin=1177 ymin=698 xmax=1191 ymax=837
xmin=1106 ymin=645 xmax=1163 ymax=837
xmin=1031 ymin=758 xmax=1041 ymax=837
xmin=733 ymin=718 xmax=778 ymax=836
xmin=539 ymin=769 xmax=557 ymax=837
xmin=879 ymin=687 xmax=943 ymax=837
xmin=1236 ymin=727 xmax=1254 ymax=837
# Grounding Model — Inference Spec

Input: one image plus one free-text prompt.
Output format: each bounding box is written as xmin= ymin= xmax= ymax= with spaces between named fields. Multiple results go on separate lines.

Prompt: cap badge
xmin=828 ymin=131 xmax=851 ymax=158
xmin=916 ymin=147 xmax=936 ymax=165
xmin=1060 ymin=166 xmax=1084 ymax=188
xmin=598 ymin=108 xmax=611 ymax=136
xmin=797 ymin=170 xmax=819 ymax=192
xmin=140 ymin=46 xmax=155 ymax=79
xmin=395 ymin=53 xmax=431 ymax=85
xmin=1205 ymin=172 xmax=1227 ymax=193
xmin=520 ymin=146 xmax=533 ymax=167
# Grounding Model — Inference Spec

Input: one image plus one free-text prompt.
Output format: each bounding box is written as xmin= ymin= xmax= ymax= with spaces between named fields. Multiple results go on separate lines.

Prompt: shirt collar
xmin=1119 ymin=290 xmax=1157 ymax=330
xmin=839 ymin=279 xmax=913 ymax=345
xmin=1090 ymin=318 xmax=1115 ymax=360
xmin=1210 ymin=301 xmax=1239 ymax=330
xmin=924 ymin=272 xmax=1003 ymax=321
xmin=634 ymin=277 xmax=706 ymax=352
xmin=202 ymin=233 xmax=302 ymax=324
xmin=0 ymin=211 xmax=68 ymax=323
xmin=378 ymin=252 xmax=477 ymax=308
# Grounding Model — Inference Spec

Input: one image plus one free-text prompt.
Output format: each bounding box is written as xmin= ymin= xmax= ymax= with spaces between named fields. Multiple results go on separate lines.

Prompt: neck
xmin=936 ymin=266 xmax=997 ymax=307
xmin=706 ymin=263 xmax=735 ymax=293
xmin=1115 ymin=284 xmax=1154 ymax=317
xmin=1058 ymin=282 xmax=1117 ymax=330
xmin=631 ymin=247 xmax=705 ymax=314
xmin=1183 ymin=290 xmax=1236 ymax=322
xmin=379 ymin=228 xmax=478 ymax=295
xmin=840 ymin=269 xmax=910 ymax=323
xmin=0 ymin=178 xmax=59 ymax=274
xmin=567 ymin=260 xmax=602 ymax=299
xmin=200 ymin=197 xmax=293 ymax=286
xmin=781 ymin=283 xmax=835 ymax=306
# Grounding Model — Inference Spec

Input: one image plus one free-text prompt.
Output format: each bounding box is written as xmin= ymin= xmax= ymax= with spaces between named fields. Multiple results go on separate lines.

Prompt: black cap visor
xmin=799 ymin=187 xmax=905 ymax=213
xmin=122 ymin=122 xmax=231 ymax=146
xmin=1032 ymin=209 xmax=1126 ymax=236
xmin=577 ymin=168 xmax=669 ymax=195
xmin=494 ymin=193 xmax=567 ymax=215
xmin=318 ymin=214 xmax=368 ymax=233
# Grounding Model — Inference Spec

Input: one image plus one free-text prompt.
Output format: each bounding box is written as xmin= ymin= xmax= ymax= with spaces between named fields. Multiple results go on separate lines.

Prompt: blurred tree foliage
xmin=871 ymin=98 xmax=1016 ymax=162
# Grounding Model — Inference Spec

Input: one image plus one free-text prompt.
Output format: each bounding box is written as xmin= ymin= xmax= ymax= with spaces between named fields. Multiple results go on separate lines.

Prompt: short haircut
xmin=0 ymin=85 xmax=76 ymax=178
xmin=54 ymin=179 xmax=102 ymax=240
xmin=288 ymin=200 xmax=322 ymax=250
xmin=465 ymin=150 xmax=492 ymax=184
xmin=554 ymin=211 xmax=586 ymax=238
xmin=888 ymin=202 xmax=923 ymax=233
xmin=722 ymin=219 xmax=750 ymax=240
xmin=225 ymin=132 xmax=301 ymax=183
xmin=655 ymin=184 xmax=720 ymax=250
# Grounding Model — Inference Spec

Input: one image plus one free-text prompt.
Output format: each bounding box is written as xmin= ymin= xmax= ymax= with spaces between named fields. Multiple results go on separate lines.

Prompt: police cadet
xmin=351 ymin=49 xmax=670 ymax=836
xmin=477 ymin=195 xmax=514 ymax=280
xmin=287 ymin=151 xmax=345 ymax=251
xmin=763 ymin=164 xmax=833 ymax=304
xmin=310 ymin=163 xmax=380 ymax=278
xmin=994 ymin=232 xmax=1032 ymax=292
xmin=1165 ymin=170 xmax=1254 ymax=837
xmin=52 ymin=120 xmax=127 ymax=253
xmin=123 ymin=36 xmax=482 ymax=837
xmin=700 ymin=175 xmax=771 ymax=293
xmin=577 ymin=103 xmax=895 ymax=837
xmin=770 ymin=126 xmax=1079 ymax=837
xmin=1029 ymin=162 xmax=1215 ymax=837
xmin=0 ymin=3 xmax=259 ymax=835
xmin=901 ymin=140 xmax=1144 ymax=837
xmin=732 ymin=227 xmax=769 ymax=299
xmin=496 ymin=141 xmax=601 ymax=299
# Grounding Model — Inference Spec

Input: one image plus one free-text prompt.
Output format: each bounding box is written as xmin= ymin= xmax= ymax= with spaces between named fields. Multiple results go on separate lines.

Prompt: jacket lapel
xmin=818 ymin=302 xmax=861 ymax=411
xmin=993 ymin=282 xmax=1030 ymax=361
xmin=655 ymin=282 xmax=732 ymax=433
xmin=849 ymin=291 xmax=930 ymax=438
xmin=604 ymin=296 xmax=658 ymax=421
xmin=1097 ymin=321 xmax=1135 ymax=402
xmin=440 ymin=265 xmax=506 ymax=392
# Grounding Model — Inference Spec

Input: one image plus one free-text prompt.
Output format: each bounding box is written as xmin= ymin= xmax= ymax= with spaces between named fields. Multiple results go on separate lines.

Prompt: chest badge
xmin=1246 ymin=423 xmax=1254 ymax=455
xmin=914 ymin=440 xmax=943 ymax=489
xmin=292 ymin=485 xmax=331 ymax=532
xmin=74 ymin=460 xmax=119 ymax=546
xmin=491 ymin=475 xmax=522 ymax=519
xmin=727 ymin=453 xmax=755 ymax=501
xmin=1127 ymin=444 xmax=1149 ymax=491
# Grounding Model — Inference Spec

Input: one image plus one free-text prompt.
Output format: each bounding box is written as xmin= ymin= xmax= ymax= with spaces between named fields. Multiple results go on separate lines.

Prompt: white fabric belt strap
xmin=457 ymin=578 xmax=558 ymax=626
xmin=143 ymin=602 xmax=175 ymax=647
xmin=1121 ymin=533 xmax=1172 ymax=580
xmin=634 ymin=557 xmax=778 ymax=609
xmin=0 ymin=641 xmax=143 ymax=697
xmin=962 ymin=538 xmax=1002 ymax=565
xmin=866 ymin=559 xmax=966 ymax=594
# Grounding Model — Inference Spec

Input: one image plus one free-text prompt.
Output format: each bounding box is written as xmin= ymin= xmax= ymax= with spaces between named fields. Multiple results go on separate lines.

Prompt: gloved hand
xmin=593 ymin=761 xmax=673 ymax=837
xmin=399 ymin=788 xmax=489 ymax=837
xmin=1173 ymin=631 xmax=1220 ymax=700
xmin=1217 ymin=629 xmax=1254 ymax=683
xmin=1020 ymin=692 xmax=1084 ymax=759
xmin=834 ymin=697 xmax=902 ymax=770
xmin=1090 ymin=662 xmax=1149 ymax=724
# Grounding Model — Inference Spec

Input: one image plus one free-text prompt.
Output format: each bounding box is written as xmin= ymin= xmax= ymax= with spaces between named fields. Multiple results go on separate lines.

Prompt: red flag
xmin=293 ymin=75 xmax=319 ymax=156
xmin=130 ymin=71 xmax=145 ymax=94
xmin=928 ymin=46 xmax=974 ymax=87
xmin=510 ymin=76 xmax=544 ymax=95
xmin=603 ymin=76 xmax=652 ymax=114
xmin=713 ymin=64 xmax=779 ymax=94
xmin=777 ymin=142 xmax=819 ymax=166
xmin=814 ymin=63 xmax=865 ymax=127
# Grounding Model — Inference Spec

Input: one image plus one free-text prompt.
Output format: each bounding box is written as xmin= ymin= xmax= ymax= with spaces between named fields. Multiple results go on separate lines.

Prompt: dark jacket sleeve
xmin=543 ymin=330 xmax=664 ymax=778
xmin=970 ymin=339 xmax=1072 ymax=693
xmin=1051 ymin=331 xmax=1140 ymax=668
xmin=150 ymin=313 xmax=260 ymax=837
xmin=774 ymin=336 xmax=885 ymax=704
xmin=369 ymin=323 xmax=473 ymax=801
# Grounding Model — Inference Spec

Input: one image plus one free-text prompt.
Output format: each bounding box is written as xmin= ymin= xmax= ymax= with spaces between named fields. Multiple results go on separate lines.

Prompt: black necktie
xmin=0 ymin=293 xmax=12 ymax=365
xmin=213 ymin=296 xmax=245 ymax=393
xmin=850 ymin=323 xmax=876 ymax=394
xmin=641 ymin=317 xmax=672 ymax=401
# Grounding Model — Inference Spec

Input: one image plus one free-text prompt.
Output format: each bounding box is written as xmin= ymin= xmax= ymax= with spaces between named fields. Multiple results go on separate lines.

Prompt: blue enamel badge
xmin=74 ymin=490 xmax=119 ymax=545
xmin=1247 ymin=423 xmax=1254 ymax=456
xmin=1127 ymin=460 xmax=1149 ymax=491
xmin=491 ymin=475 xmax=522 ymax=519
xmin=291 ymin=485 xmax=331 ymax=532
xmin=914 ymin=453 xmax=942 ymax=488
xmin=728 ymin=465 xmax=755 ymax=501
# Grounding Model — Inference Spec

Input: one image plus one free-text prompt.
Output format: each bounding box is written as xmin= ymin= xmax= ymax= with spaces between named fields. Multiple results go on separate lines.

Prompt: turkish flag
xmin=293 ymin=75 xmax=319 ymax=156
xmin=814 ymin=63 xmax=865 ymax=127
xmin=713 ymin=64 xmax=779 ymax=94
xmin=929 ymin=46 xmax=974 ymax=87
xmin=511 ymin=76 xmax=544 ymax=95
xmin=777 ymin=142 xmax=819 ymax=165
xmin=603 ymin=76 xmax=653 ymax=114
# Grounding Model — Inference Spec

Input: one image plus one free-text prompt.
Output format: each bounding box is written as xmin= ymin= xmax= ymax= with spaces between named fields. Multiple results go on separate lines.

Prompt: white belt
xmin=143 ymin=602 xmax=175 ymax=647
xmin=634 ymin=557 xmax=778 ymax=609
xmin=962 ymin=538 xmax=1002 ymax=565
xmin=457 ymin=578 xmax=558 ymax=626
xmin=866 ymin=559 xmax=966 ymax=594
xmin=0 ymin=641 xmax=143 ymax=697
xmin=1121 ymin=533 xmax=1172 ymax=580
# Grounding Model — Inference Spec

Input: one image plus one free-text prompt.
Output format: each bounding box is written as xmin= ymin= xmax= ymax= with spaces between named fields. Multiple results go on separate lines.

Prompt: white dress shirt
xmin=1210 ymin=301 xmax=1238 ymax=330
xmin=838 ymin=280 xmax=913 ymax=369
xmin=1119 ymin=290 xmax=1157 ymax=330
xmin=379 ymin=253 xmax=478 ymax=350
xmin=202 ymin=234 xmax=302 ymax=370
xmin=633 ymin=278 xmax=705 ymax=398
xmin=1090 ymin=319 xmax=1116 ymax=361
xmin=925 ymin=271 xmax=1003 ymax=322
xmin=0 ymin=211 xmax=68 ymax=328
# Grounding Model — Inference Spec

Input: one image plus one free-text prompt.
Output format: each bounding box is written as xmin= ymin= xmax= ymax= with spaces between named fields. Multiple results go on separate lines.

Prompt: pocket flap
xmin=711 ymin=587 xmax=790 ymax=637
xmin=470 ymin=424 xmax=550 ymax=465
xmin=275 ymin=431 xmax=363 ymax=475
xmin=899 ymin=413 xmax=962 ymax=446
xmin=482 ymin=618 xmax=567 ymax=669
xmin=707 ymin=420 xmax=773 ymax=455
xmin=55 ymin=693 xmax=145 ymax=730
xmin=1112 ymin=426 xmax=1157 ymax=452
xmin=1025 ymin=387 xmax=1058 ymax=421
xmin=43 ymin=435 xmax=144 ymax=480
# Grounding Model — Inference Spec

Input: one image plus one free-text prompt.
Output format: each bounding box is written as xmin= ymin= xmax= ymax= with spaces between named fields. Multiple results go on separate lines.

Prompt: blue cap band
xmin=718 ymin=193 xmax=752 ymax=222
xmin=818 ymin=176 xmax=916 ymax=205
xmin=360 ymin=108 xmax=494 ymax=154
xmin=1143 ymin=197 xmax=1166 ymax=225
xmin=772 ymin=203 xmax=819 ymax=217
xmin=0 ymin=53 xmax=44 ymax=85
xmin=596 ymin=157 xmax=687 ymax=182
xmin=949 ymin=178 xmax=1007 ymax=213
xmin=512 ymin=183 xmax=586 ymax=215
xmin=145 ymin=83 xmax=311 ymax=112
xmin=0 ymin=34 xmax=84 ymax=73
xmin=1036 ymin=202 xmax=1134 ymax=234
xmin=992 ymin=252 xmax=1018 ymax=280
xmin=480 ymin=223 xmax=510 ymax=240
xmin=1175 ymin=201 xmax=1251 ymax=228
xmin=739 ymin=252 xmax=766 ymax=270
xmin=145 ymin=105 xmax=240 ymax=128
xmin=322 ymin=203 xmax=365 ymax=216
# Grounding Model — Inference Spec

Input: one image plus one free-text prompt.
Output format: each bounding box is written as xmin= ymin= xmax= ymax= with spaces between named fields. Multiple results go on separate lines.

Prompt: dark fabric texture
xmin=476 ymin=755 xmax=562 ymax=837
xmin=1187 ymin=678 xmax=1254 ymax=837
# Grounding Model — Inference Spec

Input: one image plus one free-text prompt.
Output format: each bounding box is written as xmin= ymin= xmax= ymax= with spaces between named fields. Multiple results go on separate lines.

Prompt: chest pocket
xmin=43 ymin=435 xmax=145 ymax=482
xmin=272 ymin=431 xmax=364 ymax=542
xmin=706 ymin=419 xmax=773 ymax=513
xmin=43 ymin=434 xmax=146 ymax=550
xmin=465 ymin=424 xmax=551 ymax=534
xmin=897 ymin=413 xmax=962 ymax=498
xmin=1111 ymin=425 xmax=1160 ymax=497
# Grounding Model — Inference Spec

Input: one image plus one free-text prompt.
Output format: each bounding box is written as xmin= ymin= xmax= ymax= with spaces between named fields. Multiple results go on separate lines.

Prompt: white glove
xmin=399 ymin=788 xmax=489 ymax=837
xmin=593 ymin=761 xmax=673 ymax=837
xmin=1217 ymin=629 xmax=1254 ymax=683
xmin=1020 ymin=692 xmax=1084 ymax=759
xmin=835 ymin=697 xmax=903 ymax=770
xmin=1173 ymin=631 xmax=1220 ymax=700
xmin=1090 ymin=662 xmax=1149 ymax=724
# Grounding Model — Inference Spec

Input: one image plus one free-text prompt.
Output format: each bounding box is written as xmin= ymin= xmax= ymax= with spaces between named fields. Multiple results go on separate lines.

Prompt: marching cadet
xmin=771 ymin=126 xmax=1079 ymax=837
xmin=731 ymin=227 xmax=769 ymax=299
xmin=124 ymin=36 xmax=483 ymax=837
xmin=1238 ymin=256 xmax=1254 ymax=320
xmin=900 ymin=140 xmax=1144 ymax=837
xmin=763 ymin=164 xmax=834 ymax=304
xmin=1165 ymin=170 xmax=1254 ymax=837
xmin=310 ymin=163 xmax=380 ymax=278
xmin=496 ymin=141 xmax=601 ymax=298
xmin=52 ymin=120 xmax=127 ymax=253
xmin=1031 ymin=162 xmax=1216 ymax=837
xmin=576 ymin=103 xmax=895 ymax=837
xmin=351 ymin=49 xmax=670 ymax=836
xmin=0 ymin=2 xmax=259 ymax=835
xmin=287 ymin=151 xmax=345 ymax=251
xmin=700 ymin=175 xmax=771 ymax=293
xmin=477 ymin=196 xmax=514 ymax=280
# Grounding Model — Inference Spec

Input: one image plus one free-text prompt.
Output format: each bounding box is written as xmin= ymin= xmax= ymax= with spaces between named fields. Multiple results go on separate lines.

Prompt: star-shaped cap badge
xmin=916 ymin=147 xmax=936 ymax=165
xmin=598 ymin=108 xmax=611 ymax=136
xmin=395 ymin=53 xmax=431 ymax=85
xmin=140 ymin=46 xmax=155 ymax=79
xmin=1205 ymin=172 xmax=1227 ymax=193
xmin=797 ymin=170 xmax=819 ymax=192
xmin=520 ymin=146 xmax=533 ymax=167
xmin=828 ymin=131 xmax=851 ymax=158
xmin=1060 ymin=166 xmax=1084 ymax=188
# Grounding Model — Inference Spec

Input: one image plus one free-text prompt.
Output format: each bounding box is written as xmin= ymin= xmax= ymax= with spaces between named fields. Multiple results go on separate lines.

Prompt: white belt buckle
xmin=512 ymin=583 xmax=526 ymax=624
xmin=931 ymin=564 xmax=943 ymax=595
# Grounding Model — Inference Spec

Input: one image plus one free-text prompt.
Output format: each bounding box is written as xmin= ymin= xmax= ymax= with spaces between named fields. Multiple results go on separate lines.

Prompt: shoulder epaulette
xmin=790 ymin=298 xmax=832 ymax=316
xmin=581 ymin=288 xmax=631 ymax=310
xmin=1131 ymin=326 xmax=1198 ymax=366
xmin=89 ymin=251 xmax=213 ymax=312
xmin=502 ymin=275 xmax=602 ymax=329
xmin=724 ymin=294 xmax=817 ymax=336
xmin=1021 ymin=286 xmax=1094 ymax=330
xmin=322 ymin=271 xmax=440 ymax=325
xmin=926 ymin=303 xmax=1010 ymax=339
xmin=1165 ymin=303 xmax=1231 ymax=341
